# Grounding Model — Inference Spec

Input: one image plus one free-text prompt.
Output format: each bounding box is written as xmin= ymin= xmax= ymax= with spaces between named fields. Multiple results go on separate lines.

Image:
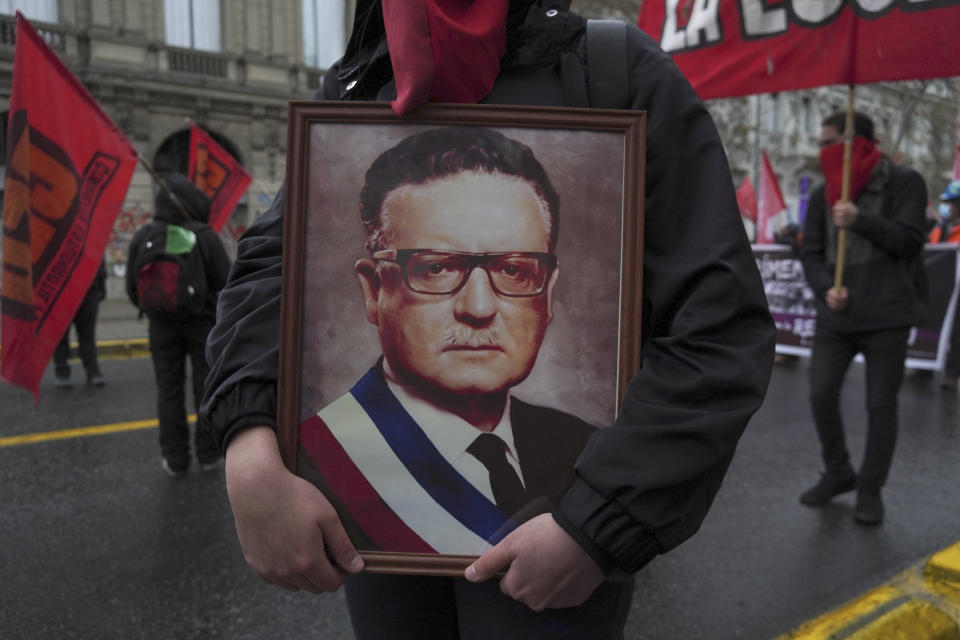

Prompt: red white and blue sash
xmin=300 ymin=368 xmax=517 ymax=555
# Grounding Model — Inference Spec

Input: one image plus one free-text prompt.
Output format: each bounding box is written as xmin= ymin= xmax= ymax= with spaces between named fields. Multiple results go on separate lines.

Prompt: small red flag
xmin=756 ymin=151 xmax=788 ymax=245
xmin=187 ymin=124 xmax=251 ymax=232
xmin=1 ymin=14 xmax=136 ymax=398
xmin=736 ymin=177 xmax=757 ymax=222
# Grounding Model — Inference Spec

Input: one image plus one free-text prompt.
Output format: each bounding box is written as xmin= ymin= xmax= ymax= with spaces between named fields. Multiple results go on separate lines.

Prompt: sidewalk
xmin=778 ymin=541 xmax=960 ymax=639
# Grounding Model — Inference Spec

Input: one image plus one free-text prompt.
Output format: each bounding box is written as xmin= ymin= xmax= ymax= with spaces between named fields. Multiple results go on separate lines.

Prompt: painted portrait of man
xmin=295 ymin=124 xmax=626 ymax=557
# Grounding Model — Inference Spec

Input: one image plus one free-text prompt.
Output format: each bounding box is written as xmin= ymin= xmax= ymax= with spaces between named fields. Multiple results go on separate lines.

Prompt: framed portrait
xmin=278 ymin=102 xmax=645 ymax=576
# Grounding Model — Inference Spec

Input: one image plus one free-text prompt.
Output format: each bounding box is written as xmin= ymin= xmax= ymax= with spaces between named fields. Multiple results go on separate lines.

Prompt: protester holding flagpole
xmin=798 ymin=110 xmax=928 ymax=525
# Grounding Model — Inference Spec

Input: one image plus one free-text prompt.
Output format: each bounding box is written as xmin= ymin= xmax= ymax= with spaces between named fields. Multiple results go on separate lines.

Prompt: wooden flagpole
xmin=833 ymin=85 xmax=856 ymax=290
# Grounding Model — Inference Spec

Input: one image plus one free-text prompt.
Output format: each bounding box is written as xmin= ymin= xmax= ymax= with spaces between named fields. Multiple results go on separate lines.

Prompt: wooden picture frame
xmin=278 ymin=102 xmax=645 ymax=576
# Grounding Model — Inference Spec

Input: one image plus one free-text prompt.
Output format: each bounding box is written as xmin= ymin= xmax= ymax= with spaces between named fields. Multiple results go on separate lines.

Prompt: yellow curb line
xmin=0 ymin=414 xmax=196 ymax=448
xmin=777 ymin=541 xmax=960 ymax=640
xmin=0 ymin=338 xmax=151 ymax=363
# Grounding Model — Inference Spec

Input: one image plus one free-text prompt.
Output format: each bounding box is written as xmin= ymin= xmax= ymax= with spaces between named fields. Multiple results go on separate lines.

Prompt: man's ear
xmin=545 ymin=264 xmax=559 ymax=324
xmin=354 ymin=258 xmax=381 ymax=326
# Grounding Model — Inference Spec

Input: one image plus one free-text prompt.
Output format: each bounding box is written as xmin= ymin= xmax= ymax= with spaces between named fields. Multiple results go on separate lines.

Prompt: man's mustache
xmin=442 ymin=325 xmax=504 ymax=348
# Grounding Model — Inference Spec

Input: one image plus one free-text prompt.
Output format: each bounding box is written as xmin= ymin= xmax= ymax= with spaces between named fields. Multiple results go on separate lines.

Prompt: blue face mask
xmin=939 ymin=202 xmax=954 ymax=219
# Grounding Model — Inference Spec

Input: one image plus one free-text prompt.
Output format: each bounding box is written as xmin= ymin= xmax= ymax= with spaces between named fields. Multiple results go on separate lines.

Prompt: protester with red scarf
xmin=799 ymin=111 xmax=927 ymax=525
xmin=203 ymin=1 xmax=775 ymax=636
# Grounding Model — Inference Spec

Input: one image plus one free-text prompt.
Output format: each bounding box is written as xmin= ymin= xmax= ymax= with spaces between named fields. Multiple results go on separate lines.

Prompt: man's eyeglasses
xmin=371 ymin=249 xmax=557 ymax=297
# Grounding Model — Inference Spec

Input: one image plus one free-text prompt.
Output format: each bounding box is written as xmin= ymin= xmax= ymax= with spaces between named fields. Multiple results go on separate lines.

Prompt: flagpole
xmin=833 ymin=85 xmax=856 ymax=290
xmin=137 ymin=152 xmax=201 ymax=222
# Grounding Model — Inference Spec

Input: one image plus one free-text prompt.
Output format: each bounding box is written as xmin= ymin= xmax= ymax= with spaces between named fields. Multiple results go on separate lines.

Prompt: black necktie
xmin=467 ymin=433 xmax=528 ymax=516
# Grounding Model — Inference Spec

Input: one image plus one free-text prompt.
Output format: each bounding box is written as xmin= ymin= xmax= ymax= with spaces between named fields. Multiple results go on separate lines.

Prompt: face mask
xmin=939 ymin=202 xmax=954 ymax=219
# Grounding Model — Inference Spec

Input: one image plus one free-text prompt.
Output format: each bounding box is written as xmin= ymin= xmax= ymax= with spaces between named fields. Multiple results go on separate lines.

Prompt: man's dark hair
xmin=822 ymin=110 xmax=876 ymax=143
xmin=359 ymin=127 xmax=560 ymax=252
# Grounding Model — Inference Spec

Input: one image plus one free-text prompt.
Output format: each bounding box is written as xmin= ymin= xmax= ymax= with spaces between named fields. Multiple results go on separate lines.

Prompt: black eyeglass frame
xmin=371 ymin=248 xmax=558 ymax=297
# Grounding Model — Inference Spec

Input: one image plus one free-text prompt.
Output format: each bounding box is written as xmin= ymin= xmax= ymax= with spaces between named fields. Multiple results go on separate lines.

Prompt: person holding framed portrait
xmin=203 ymin=2 xmax=776 ymax=638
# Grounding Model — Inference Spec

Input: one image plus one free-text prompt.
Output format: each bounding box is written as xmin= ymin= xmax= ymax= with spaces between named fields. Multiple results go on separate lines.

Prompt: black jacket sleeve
xmin=799 ymin=185 xmax=833 ymax=302
xmin=197 ymin=226 xmax=233 ymax=295
xmin=552 ymin=27 xmax=775 ymax=574
xmin=125 ymin=226 xmax=146 ymax=308
xmin=202 ymin=191 xmax=284 ymax=451
xmin=848 ymin=168 xmax=926 ymax=260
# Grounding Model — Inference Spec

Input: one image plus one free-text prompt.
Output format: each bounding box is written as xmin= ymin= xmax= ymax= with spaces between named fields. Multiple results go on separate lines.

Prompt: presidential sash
xmin=300 ymin=368 xmax=517 ymax=555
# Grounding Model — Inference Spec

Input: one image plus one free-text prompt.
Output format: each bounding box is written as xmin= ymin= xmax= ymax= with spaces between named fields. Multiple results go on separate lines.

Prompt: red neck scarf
xmin=819 ymin=137 xmax=883 ymax=206
xmin=382 ymin=0 xmax=509 ymax=116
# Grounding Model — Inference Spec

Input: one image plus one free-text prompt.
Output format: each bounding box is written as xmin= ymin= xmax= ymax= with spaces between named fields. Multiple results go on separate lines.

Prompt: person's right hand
xmin=224 ymin=426 xmax=364 ymax=593
xmin=826 ymin=286 xmax=849 ymax=312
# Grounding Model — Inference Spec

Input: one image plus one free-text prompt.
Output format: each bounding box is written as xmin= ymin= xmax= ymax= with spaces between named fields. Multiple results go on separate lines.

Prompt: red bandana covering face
xmin=382 ymin=0 xmax=509 ymax=116
xmin=819 ymin=137 xmax=883 ymax=206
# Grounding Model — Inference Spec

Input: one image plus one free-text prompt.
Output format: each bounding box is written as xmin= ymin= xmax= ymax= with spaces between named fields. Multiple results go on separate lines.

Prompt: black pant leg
xmin=73 ymin=293 xmax=101 ymax=377
xmin=345 ymin=573 xmax=459 ymax=639
xmin=185 ymin=319 xmax=219 ymax=462
xmin=149 ymin=319 xmax=190 ymax=470
xmin=53 ymin=330 xmax=71 ymax=379
xmin=809 ymin=325 xmax=859 ymax=474
xmin=859 ymin=326 xmax=910 ymax=487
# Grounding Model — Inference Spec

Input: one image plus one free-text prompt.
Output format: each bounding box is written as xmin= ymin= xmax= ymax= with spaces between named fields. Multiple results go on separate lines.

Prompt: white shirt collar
xmin=381 ymin=360 xmax=524 ymax=488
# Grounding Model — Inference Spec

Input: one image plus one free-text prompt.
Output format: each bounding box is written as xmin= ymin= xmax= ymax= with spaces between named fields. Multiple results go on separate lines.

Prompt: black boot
xmin=854 ymin=484 xmax=884 ymax=525
xmin=800 ymin=469 xmax=857 ymax=506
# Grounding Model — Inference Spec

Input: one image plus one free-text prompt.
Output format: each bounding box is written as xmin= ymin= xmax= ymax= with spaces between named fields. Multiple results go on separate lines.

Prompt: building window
xmin=0 ymin=0 xmax=58 ymax=22
xmin=302 ymin=0 xmax=344 ymax=69
xmin=165 ymin=0 xmax=221 ymax=52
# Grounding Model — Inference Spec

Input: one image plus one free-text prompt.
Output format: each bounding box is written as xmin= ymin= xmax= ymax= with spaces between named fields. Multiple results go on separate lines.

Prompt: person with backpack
xmin=202 ymin=2 xmax=775 ymax=637
xmin=127 ymin=174 xmax=232 ymax=477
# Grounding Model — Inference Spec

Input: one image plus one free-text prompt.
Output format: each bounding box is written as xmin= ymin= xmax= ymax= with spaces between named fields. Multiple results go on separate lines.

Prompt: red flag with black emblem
xmin=1 ymin=14 xmax=137 ymax=398
xmin=186 ymin=124 xmax=251 ymax=232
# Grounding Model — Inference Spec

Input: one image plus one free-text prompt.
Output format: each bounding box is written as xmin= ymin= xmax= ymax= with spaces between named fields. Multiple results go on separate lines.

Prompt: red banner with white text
xmin=187 ymin=124 xmax=251 ymax=232
xmin=638 ymin=0 xmax=960 ymax=100
xmin=1 ymin=14 xmax=136 ymax=398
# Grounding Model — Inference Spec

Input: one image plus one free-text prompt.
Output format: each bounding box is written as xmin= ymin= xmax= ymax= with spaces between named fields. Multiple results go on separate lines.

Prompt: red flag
xmin=187 ymin=124 xmax=251 ymax=232
xmin=638 ymin=2 xmax=960 ymax=99
xmin=736 ymin=177 xmax=757 ymax=222
xmin=756 ymin=151 xmax=788 ymax=245
xmin=1 ymin=14 xmax=136 ymax=398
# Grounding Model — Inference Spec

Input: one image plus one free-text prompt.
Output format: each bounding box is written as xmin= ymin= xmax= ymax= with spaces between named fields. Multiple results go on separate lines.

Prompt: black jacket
xmin=202 ymin=1 xmax=775 ymax=574
xmin=126 ymin=175 xmax=232 ymax=321
xmin=800 ymin=158 xmax=927 ymax=332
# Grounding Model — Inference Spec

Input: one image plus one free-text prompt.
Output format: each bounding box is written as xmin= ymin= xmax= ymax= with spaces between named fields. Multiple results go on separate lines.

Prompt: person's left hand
xmin=464 ymin=513 xmax=605 ymax=611
xmin=831 ymin=201 xmax=858 ymax=229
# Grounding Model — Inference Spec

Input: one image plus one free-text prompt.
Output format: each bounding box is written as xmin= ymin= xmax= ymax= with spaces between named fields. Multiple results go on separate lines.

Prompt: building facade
xmin=2 ymin=1 xmax=958 ymax=293
xmin=0 ymin=0 xmax=353 ymax=294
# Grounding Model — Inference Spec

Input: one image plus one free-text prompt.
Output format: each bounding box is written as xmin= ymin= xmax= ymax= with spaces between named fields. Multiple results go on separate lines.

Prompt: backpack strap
xmin=586 ymin=19 xmax=629 ymax=109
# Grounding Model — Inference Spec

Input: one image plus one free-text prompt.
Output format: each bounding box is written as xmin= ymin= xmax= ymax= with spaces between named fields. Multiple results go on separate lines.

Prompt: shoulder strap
xmin=586 ymin=19 xmax=629 ymax=109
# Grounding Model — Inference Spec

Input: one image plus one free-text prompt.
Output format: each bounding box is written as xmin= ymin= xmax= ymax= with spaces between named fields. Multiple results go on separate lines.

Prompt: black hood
xmin=329 ymin=0 xmax=581 ymax=101
xmin=155 ymin=174 xmax=211 ymax=224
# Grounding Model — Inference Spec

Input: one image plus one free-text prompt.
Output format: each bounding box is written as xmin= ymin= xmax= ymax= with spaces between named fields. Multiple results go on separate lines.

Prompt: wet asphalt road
xmin=2 ymin=354 xmax=958 ymax=639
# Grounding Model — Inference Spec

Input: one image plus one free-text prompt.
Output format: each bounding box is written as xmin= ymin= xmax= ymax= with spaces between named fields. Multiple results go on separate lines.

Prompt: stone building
xmin=0 ymin=0 xmax=353 ymax=294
